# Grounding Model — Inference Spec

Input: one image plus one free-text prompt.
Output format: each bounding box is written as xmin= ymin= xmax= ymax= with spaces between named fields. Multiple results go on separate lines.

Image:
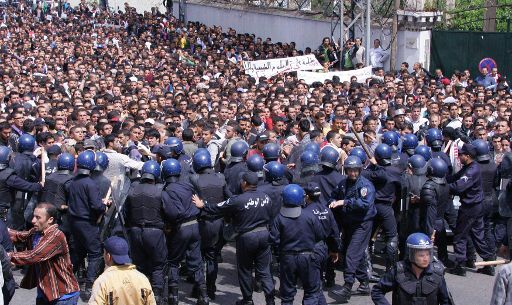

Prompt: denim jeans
xmin=36 ymin=294 xmax=79 ymax=305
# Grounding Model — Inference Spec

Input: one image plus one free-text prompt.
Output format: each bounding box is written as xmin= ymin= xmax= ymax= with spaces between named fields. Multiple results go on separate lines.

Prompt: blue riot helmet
xmin=319 ymin=146 xmax=340 ymax=168
xmin=57 ymin=153 xmax=75 ymax=171
xmin=95 ymin=151 xmax=109 ymax=171
xmin=0 ymin=146 xmax=11 ymax=170
xmin=263 ymin=161 xmax=285 ymax=182
xmin=472 ymin=139 xmax=491 ymax=162
xmin=192 ymin=149 xmax=212 ymax=172
xmin=141 ymin=160 xmax=161 ymax=181
xmin=164 ymin=137 xmax=184 ymax=155
xmin=247 ymin=154 xmax=265 ymax=177
xmin=408 ymin=154 xmax=427 ymax=175
xmin=344 ymin=155 xmax=363 ymax=169
xmin=382 ymin=131 xmax=400 ymax=147
xmin=76 ymin=150 xmax=96 ymax=175
xmin=262 ymin=142 xmax=280 ymax=162
xmin=161 ymin=158 xmax=182 ymax=179
xmin=304 ymin=142 xmax=320 ymax=155
xmin=349 ymin=147 xmax=367 ymax=164
xmin=230 ymin=141 xmax=249 ymax=163
xmin=406 ymin=232 xmax=433 ymax=265
xmin=425 ymin=128 xmax=443 ymax=149
xmin=374 ymin=144 xmax=392 ymax=165
xmin=402 ymin=134 xmax=419 ymax=155
xmin=300 ymin=150 xmax=319 ymax=170
xmin=414 ymin=145 xmax=431 ymax=161
xmin=281 ymin=184 xmax=305 ymax=218
xmin=427 ymin=158 xmax=448 ymax=183
xmin=18 ymin=134 xmax=35 ymax=153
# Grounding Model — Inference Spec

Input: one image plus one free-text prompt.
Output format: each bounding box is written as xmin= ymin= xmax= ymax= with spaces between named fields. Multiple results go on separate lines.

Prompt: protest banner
xmin=243 ymin=54 xmax=323 ymax=79
xmin=297 ymin=66 xmax=373 ymax=84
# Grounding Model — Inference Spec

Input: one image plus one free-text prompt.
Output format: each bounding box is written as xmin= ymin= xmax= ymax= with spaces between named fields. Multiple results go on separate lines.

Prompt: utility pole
xmin=339 ymin=0 xmax=344 ymax=71
xmin=483 ymin=0 xmax=497 ymax=32
xmin=389 ymin=0 xmax=400 ymax=71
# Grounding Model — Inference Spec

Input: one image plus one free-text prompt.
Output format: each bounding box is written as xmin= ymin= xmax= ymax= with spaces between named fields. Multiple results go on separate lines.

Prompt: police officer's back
xmin=403 ymin=155 xmax=428 ymax=236
xmin=165 ymin=137 xmax=192 ymax=182
xmin=258 ymin=161 xmax=288 ymax=220
xmin=371 ymin=233 xmax=450 ymax=305
xmin=293 ymin=149 xmax=319 ymax=186
xmin=398 ymin=134 xmax=419 ymax=173
xmin=312 ymin=146 xmax=345 ymax=205
xmin=90 ymin=151 xmax=111 ymax=199
xmin=224 ymin=141 xmax=249 ymax=196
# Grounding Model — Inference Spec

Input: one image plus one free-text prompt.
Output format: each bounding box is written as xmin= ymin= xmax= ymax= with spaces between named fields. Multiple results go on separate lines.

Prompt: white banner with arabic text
xmin=297 ymin=66 xmax=373 ymax=84
xmin=243 ymin=55 xmax=323 ymax=79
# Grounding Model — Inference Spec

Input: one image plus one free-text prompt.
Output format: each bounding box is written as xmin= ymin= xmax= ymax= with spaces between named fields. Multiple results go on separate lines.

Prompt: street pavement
xmin=9 ymin=243 xmax=496 ymax=305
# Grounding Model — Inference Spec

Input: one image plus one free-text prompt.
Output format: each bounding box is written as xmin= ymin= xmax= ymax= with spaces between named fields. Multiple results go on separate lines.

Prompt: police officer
xmin=161 ymin=159 xmax=209 ymax=305
xmin=189 ymin=148 xmax=228 ymax=300
xmin=415 ymin=145 xmax=432 ymax=161
xmin=165 ymin=137 xmax=192 ymax=181
xmin=312 ymin=146 xmax=344 ymax=207
xmin=303 ymin=182 xmax=341 ymax=300
xmin=44 ymin=144 xmax=62 ymax=174
xmin=270 ymin=184 xmax=325 ymax=305
xmin=381 ymin=131 xmax=402 ymax=168
xmin=472 ymin=139 xmax=499 ymax=275
xmin=329 ymin=156 xmax=376 ymax=303
xmin=246 ymin=154 xmax=265 ymax=187
xmin=0 ymin=146 xmax=42 ymax=225
xmin=39 ymin=152 xmax=75 ymax=235
xmin=447 ymin=143 xmax=495 ymax=276
xmin=371 ymin=233 xmax=451 ymax=305
xmin=263 ymin=142 xmax=294 ymax=183
xmin=420 ymin=158 xmax=450 ymax=264
xmin=362 ymin=144 xmax=401 ymax=271
xmin=10 ymin=134 xmax=39 ymax=230
xmin=91 ymin=151 xmax=111 ymax=199
xmin=426 ymin=128 xmax=453 ymax=174
xmin=68 ymin=150 xmax=107 ymax=300
xmin=123 ymin=160 xmax=167 ymax=302
xmin=193 ymin=171 xmax=275 ymax=305
xmin=401 ymin=154 xmax=428 ymax=250
xmin=225 ymin=140 xmax=249 ymax=196
xmin=258 ymin=161 xmax=288 ymax=220
xmin=293 ymin=150 xmax=319 ymax=186
xmin=398 ymin=134 xmax=419 ymax=172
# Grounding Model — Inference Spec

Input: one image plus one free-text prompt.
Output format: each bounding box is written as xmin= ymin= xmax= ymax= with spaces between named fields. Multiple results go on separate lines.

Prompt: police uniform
xmin=371 ymin=260 xmax=450 ymax=305
xmin=311 ymin=166 xmax=345 ymax=206
xmin=448 ymin=160 xmax=495 ymax=267
xmin=270 ymin=204 xmax=326 ymax=305
xmin=39 ymin=169 xmax=74 ymax=234
xmin=124 ymin=180 xmax=166 ymax=295
xmin=177 ymin=153 xmax=192 ymax=182
xmin=292 ymin=165 xmax=318 ymax=187
xmin=10 ymin=151 xmax=40 ymax=230
xmin=189 ymin=168 xmax=228 ymax=298
xmin=401 ymin=165 xmax=428 ymax=249
xmin=478 ymin=158 xmax=499 ymax=251
xmin=420 ymin=176 xmax=450 ymax=263
xmin=330 ymin=175 xmax=376 ymax=292
xmin=362 ymin=163 xmax=401 ymax=269
xmin=162 ymin=178 xmax=208 ymax=304
xmin=201 ymin=180 xmax=275 ymax=304
xmin=224 ymin=160 xmax=248 ymax=196
xmin=68 ymin=174 xmax=106 ymax=288
xmin=90 ymin=171 xmax=111 ymax=200
xmin=257 ymin=177 xmax=288 ymax=221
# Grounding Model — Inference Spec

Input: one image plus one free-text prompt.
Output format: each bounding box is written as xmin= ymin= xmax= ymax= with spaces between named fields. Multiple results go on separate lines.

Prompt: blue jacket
xmin=362 ymin=164 xmax=401 ymax=205
xmin=68 ymin=175 xmax=105 ymax=221
xmin=304 ymin=200 xmax=341 ymax=252
xmin=162 ymin=180 xmax=200 ymax=224
xmin=448 ymin=161 xmax=483 ymax=206
xmin=330 ymin=175 xmax=377 ymax=223
xmin=311 ymin=167 xmax=345 ymax=206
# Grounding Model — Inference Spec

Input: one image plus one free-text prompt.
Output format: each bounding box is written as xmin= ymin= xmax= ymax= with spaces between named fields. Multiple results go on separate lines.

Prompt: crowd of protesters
xmin=0 ymin=0 xmax=510 ymax=305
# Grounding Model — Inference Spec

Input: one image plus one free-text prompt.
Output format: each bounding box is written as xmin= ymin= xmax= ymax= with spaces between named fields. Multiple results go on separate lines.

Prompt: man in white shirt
xmin=369 ymin=39 xmax=389 ymax=71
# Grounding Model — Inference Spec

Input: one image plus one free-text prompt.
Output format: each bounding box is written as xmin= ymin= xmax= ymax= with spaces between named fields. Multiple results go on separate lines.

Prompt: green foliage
xmin=439 ymin=0 xmax=512 ymax=32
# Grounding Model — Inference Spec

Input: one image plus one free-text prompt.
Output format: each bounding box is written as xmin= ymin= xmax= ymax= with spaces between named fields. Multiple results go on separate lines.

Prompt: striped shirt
xmin=9 ymin=224 xmax=79 ymax=302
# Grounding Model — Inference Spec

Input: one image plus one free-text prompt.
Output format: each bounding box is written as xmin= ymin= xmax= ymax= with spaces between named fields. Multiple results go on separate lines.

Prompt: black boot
xmin=197 ymin=285 xmax=210 ymax=305
xmin=331 ymin=284 xmax=352 ymax=303
xmin=265 ymin=291 xmax=275 ymax=305
xmin=356 ymin=281 xmax=370 ymax=295
xmin=466 ymin=259 xmax=476 ymax=268
xmin=80 ymin=283 xmax=93 ymax=302
xmin=448 ymin=264 xmax=466 ymax=276
xmin=477 ymin=266 xmax=495 ymax=276
xmin=153 ymin=288 xmax=163 ymax=305
xmin=168 ymin=287 xmax=179 ymax=305
xmin=206 ymin=282 xmax=216 ymax=301
xmin=190 ymin=284 xmax=199 ymax=299
xmin=235 ymin=299 xmax=254 ymax=305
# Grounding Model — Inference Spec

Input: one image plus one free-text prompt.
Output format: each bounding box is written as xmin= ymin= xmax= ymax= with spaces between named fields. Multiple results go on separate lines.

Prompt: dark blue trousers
xmin=127 ymin=227 xmax=167 ymax=291
xmin=280 ymin=252 xmax=322 ymax=305
xmin=236 ymin=230 xmax=274 ymax=301
xmin=342 ymin=220 xmax=372 ymax=285
xmin=167 ymin=223 xmax=205 ymax=288
xmin=199 ymin=218 xmax=223 ymax=292
xmin=374 ymin=204 xmax=398 ymax=268
xmin=69 ymin=218 xmax=102 ymax=285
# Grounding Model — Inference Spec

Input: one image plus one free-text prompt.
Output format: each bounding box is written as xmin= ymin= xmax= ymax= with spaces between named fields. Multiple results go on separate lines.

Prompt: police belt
xmin=180 ymin=219 xmax=198 ymax=227
xmin=130 ymin=223 xmax=164 ymax=229
xmin=282 ymin=250 xmax=313 ymax=255
xmin=239 ymin=226 xmax=268 ymax=236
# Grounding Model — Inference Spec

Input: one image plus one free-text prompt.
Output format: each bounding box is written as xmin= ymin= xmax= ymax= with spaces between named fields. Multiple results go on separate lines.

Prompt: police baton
xmin=350 ymin=127 xmax=373 ymax=159
xmin=474 ymin=259 xmax=510 ymax=266
xmin=96 ymin=186 xmax=112 ymax=224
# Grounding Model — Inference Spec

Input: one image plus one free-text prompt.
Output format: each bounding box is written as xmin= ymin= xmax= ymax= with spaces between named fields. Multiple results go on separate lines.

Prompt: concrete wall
xmin=69 ymin=0 xmax=431 ymax=71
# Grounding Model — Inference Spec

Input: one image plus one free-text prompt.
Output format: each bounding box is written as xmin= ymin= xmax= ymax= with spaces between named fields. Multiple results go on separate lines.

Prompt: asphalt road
xmin=9 ymin=244 xmax=496 ymax=305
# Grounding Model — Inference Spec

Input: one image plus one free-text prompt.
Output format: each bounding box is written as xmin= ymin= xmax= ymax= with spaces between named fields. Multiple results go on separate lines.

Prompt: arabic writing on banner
xmin=296 ymin=66 xmax=373 ymax=85
xmin=243 ymin=54 xmax=323 ymax=79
